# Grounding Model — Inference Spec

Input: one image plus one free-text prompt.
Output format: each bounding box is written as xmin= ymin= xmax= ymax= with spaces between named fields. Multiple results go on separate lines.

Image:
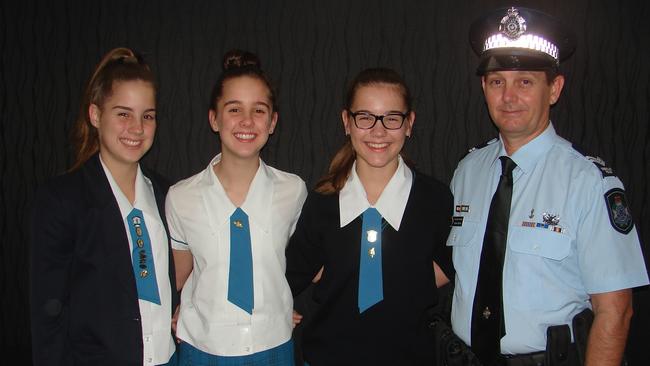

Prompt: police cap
xmin=469 ymin=7 xmax=576 ymax=75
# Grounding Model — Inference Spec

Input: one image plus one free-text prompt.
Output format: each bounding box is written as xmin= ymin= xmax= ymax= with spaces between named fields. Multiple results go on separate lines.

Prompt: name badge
xmin=452 ymin=216 xmax=464 ymax=227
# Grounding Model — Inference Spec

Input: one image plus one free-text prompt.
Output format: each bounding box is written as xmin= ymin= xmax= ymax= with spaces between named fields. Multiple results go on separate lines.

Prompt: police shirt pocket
xmin=507 ymin=227 xmax=573 ymax=310
xmin=447 ymin=221 xmax=479 ymax=277
xmin=508 ymin=227 xmax=571 ymax=261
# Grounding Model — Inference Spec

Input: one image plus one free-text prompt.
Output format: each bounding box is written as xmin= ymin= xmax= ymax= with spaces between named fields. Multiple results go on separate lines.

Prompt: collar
xmin=99 ymin=155 xmax=158 ymax=221
xmin=203 ymin=153 xmax=274 ymax=232
xmin=339 ymin=156 xmax=413 ymax=230
xmin=494 ymin=122 xmax=558 ymax=174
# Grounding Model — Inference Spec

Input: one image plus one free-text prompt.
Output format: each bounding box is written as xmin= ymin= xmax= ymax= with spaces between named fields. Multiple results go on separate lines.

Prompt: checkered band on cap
xmin=484 ymin=33 xmax=559 ymax=61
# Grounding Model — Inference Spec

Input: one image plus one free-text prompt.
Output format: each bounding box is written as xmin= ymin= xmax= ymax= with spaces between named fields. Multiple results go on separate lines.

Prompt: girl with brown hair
xmin=286 ymin=68 xmax=453 ymax=365
xmin=30 ymin=48 xmax=178 ymax=366
xmin=166 ymin=49 xmax=306 ymax=366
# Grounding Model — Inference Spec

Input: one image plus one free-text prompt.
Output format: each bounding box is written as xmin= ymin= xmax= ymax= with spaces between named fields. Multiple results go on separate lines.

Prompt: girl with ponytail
xmin=30 ymin=48 xmax=178 ymax=365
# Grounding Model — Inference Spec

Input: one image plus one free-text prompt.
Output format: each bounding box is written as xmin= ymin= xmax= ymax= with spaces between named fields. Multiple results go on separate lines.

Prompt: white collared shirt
xmin=339 ymin=156 xmax=413 ymax=230
xmin=100 ymin=157 xmax=175 ymax=366
xmin=166 ymin=154 xmax=307 ymax=356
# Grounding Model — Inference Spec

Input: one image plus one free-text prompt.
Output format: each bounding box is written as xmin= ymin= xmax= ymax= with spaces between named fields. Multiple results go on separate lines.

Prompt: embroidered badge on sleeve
xmin=604 ymin=188 xmax=634 ymax=234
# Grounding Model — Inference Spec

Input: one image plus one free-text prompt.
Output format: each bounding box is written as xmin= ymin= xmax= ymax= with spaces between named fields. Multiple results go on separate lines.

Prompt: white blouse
xmin=166 ymin=154 xmax=307 ymax=356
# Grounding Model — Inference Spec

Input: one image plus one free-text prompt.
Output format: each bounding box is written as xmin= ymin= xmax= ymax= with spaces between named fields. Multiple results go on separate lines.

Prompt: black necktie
xmin=471 ymin=156 xmax=517 ymax=365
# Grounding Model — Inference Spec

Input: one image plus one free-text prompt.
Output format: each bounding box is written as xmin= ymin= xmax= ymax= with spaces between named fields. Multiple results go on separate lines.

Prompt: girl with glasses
xmin=286 ymin=68 xmax=453 ymax=365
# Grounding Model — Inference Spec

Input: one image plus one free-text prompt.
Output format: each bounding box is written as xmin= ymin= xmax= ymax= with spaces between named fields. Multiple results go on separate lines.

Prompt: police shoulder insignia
xmin=586 ymin=155 xmax=616 ymax=178
xmin=604 ymin=188 xmax=634 ymax=234
xmin=468 ymin=137 xmax=499 ymax=153
xmin=572 ymin=144 xmax=616 ymax=178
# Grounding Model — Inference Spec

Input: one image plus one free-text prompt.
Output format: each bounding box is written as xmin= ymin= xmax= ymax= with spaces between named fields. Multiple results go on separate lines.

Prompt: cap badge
xmin=500 ymin=7 xmax=527 ymax=39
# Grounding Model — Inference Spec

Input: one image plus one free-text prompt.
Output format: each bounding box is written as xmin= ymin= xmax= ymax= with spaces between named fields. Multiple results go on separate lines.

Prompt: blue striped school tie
xmin=127 ymin=208 xmax=160 ymax=304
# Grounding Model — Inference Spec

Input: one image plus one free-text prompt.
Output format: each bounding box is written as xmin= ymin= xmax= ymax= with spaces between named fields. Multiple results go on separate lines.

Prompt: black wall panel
xmin=2 ymin=0 xmax=648 ymax=363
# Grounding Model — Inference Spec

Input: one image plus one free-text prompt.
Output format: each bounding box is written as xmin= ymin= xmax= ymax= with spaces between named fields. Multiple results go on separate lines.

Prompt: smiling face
xmin=89 ymin=79 xmax=156 ymax=172
xmin=482 ymin=70 xmax=564 ymax=152
xmin=209 ymin=75 xmax=277 ymax=162
xmin=342 ymin=83 xmax=414 ymax=173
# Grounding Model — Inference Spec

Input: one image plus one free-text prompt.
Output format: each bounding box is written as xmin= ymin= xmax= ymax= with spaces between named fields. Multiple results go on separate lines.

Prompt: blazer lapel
xmin=82 ymin=154 xmax=139 ymax=303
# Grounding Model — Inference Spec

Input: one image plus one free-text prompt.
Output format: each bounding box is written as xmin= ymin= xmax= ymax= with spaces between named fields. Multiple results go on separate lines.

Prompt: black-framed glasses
xmin=348 ymin=110 xmax=409 ymax=130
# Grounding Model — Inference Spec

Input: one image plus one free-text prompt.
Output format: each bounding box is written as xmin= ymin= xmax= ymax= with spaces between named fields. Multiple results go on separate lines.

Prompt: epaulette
xmin=467 ymin=137 xmax=498 ymax=154
xmin=572 ymin=144 xmax=616 ymax=178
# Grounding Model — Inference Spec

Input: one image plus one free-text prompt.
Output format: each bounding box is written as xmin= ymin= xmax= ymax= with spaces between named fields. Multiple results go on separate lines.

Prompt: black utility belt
xmin=499 ymin=308 xmax=594 ymax=366
xmin=500 ymin=343 xmax=577 ymax=366
xmin=430 ymin=308 xmax=593 ymax=366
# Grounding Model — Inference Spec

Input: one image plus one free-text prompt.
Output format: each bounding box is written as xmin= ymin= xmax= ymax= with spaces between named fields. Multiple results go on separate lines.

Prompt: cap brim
xmin=476 ymin=49 xmax=558 ymax=75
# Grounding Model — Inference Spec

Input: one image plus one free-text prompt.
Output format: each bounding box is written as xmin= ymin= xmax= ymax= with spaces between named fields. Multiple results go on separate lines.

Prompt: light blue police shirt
xmin=448 ymin=123 xmax=649 ymax=355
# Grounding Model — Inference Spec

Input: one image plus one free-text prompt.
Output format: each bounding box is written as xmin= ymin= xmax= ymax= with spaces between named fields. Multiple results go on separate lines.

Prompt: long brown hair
xmin=69 ymin=47 xmax=155 ymax=171
xmin=315 ymin=68 xmax=413 ymax=194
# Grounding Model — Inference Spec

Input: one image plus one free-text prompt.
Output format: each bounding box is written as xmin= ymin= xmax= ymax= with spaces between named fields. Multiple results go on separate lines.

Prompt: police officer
xmin=447 ymin=6 xmax=649 ymax=366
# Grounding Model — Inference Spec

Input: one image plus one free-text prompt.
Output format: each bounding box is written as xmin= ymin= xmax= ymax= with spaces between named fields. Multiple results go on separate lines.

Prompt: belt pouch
xmin=546 ymin=324 xmax=571 ymax=366
xmin=571 ymin=308 xmax=594 ymax=365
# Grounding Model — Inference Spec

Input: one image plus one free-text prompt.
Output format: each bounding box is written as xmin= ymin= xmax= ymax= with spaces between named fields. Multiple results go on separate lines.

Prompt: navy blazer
xmin=286 ymin=171 xmax=454 ymax=365
xmin=30 ymin=154 xmax=178 ymax=366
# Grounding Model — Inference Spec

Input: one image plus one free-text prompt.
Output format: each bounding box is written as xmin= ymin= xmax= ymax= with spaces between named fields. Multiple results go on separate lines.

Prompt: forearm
xmin=585 ymin=290 xmax=633 ymax=366
xmin=285 ymin=231 xmax=324 ymax=295
xmin=585 ymin=317 xmax=629 ymax=365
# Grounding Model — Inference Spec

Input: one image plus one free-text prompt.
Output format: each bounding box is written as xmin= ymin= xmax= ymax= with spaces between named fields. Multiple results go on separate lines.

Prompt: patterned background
xmin=2 ymin=0 xmax=648 ymax=363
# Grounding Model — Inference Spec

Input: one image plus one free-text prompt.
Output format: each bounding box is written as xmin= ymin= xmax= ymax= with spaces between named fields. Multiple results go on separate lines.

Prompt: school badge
xmin=605 ymin=188 xmax=634 ymax=234
xmin=366 ymin=229 xmax=378 ymax=243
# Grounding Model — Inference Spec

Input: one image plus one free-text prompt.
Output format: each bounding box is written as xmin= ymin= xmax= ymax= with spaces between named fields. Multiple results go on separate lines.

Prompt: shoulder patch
xmin=571 ymin=144 xmax=616 ymax=178
xmin=604 ymin=188 xmax=634 ymax=234
xmin=468 ymin=137 xmax=499 ymax=154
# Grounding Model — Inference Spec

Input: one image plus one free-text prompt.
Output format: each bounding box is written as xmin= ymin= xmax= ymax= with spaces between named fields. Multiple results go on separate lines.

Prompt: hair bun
xmin=105 ymin=48 xmax=145 ymax=67
xmin=222 ymin=49 xmax=261 ymax=71
xmin=120 ymin=55 xmax=139 ymax=64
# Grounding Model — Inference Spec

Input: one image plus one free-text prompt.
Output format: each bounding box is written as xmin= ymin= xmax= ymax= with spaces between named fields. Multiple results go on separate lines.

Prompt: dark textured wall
xmin=2 ymin=0 xmax=648 ymax=363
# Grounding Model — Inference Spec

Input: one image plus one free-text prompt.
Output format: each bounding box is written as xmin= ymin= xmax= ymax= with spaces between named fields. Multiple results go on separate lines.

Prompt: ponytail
xmin=70 ymin=47 xmax=154 ymax=171
xmin=314 ymin=140 xmax=356 ymax=194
